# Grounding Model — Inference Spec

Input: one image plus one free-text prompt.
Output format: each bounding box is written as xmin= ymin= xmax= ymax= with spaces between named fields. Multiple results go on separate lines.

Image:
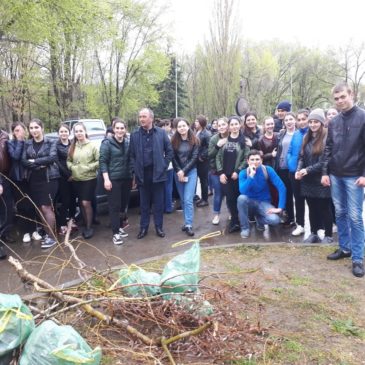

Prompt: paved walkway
xmin=2 ymin=197 xmax=364 ymax=295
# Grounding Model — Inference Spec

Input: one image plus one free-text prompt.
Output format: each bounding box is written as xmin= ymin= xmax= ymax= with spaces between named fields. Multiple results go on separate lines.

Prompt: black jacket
xmin=22 ymin=137 xmax=60 ymax=180
xmin=56 ymin=140 xmax=71 ymax=179
xmin=243 ymin=128 xmax=262 ymax=149
xmin=7 ymin=139 xmax=26 ymax=182
xmin=274 ymin=129 xmax=289 ymax=170
xmin=322 ymin=105 xmax=365 ymax=177
xmin=196 ymin=129 xmax=211 ymax=162
xmin=99 ymin=136 xmax=132 ymax=180
xmin=172 ymin=140 xmax=199 ymax=174
xmin=130 ymin=126 xmax=173 ymax=186
xmin=297 ymin=138 xmax=331 ymax=198
xmin=274 ymin=118 xmax=284 ymax=133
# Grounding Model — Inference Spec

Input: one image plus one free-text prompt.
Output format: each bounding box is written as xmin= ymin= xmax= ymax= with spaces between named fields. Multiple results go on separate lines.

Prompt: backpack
xmin=261 ymin=165 xmax=279 ymax=207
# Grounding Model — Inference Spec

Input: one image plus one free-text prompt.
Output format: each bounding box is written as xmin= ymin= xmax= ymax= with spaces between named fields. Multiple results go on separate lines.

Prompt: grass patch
xmin=231 ymin=359 xmax=257 ymax=365
xmin=331 ymin=319 xmax=365 ymax=339
xmin=289 ymin=275 xmax=310 ymax=286
xmin=264 ymin=338 xmax=305 ymax=363
xmin=331 ymin=292 xmax=356 ymax=304
xmin=271 ymin=287 xmax=284 ymax=294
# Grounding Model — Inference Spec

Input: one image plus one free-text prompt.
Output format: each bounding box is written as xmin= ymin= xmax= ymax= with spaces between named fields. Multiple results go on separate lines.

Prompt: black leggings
xmin=107 ymin=179 xmax=132 ymax=234
xmin=306 ymin=197 xmax=333 ymax=237
xmin=277 ymin=169 xmax=294 ymax=222
xmin=197 ymin=160 xmax=210 ymax=202
xmin=221 ymin=177 xmax=239 ymax=226
xmin=289 ymin=172 xmax=305 ymax=226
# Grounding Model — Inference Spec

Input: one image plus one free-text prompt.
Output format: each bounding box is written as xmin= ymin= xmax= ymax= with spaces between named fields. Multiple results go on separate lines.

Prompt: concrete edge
xmin=22 ymin=241 xmax=335 ymax=301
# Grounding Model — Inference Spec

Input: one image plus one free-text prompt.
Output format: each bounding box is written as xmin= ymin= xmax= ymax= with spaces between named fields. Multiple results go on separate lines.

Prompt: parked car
xmin=63 ymin=119 xmax=106 ymax=136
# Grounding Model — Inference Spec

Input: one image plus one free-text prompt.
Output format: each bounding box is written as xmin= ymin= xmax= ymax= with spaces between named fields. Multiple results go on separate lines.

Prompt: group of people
xmin=0 ymin=82 xmax=364 ymax=278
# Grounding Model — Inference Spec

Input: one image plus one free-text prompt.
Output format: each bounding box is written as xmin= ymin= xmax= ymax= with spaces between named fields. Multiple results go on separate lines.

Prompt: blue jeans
xmin=330 ymin=175 xmax=364 ymax=262
xmin=210 ymin=174 xmax=223 ymax=214
xmin=174 ymin=168 xmax=197 ymax=227
xmin=237 ymin=195 xmax=281 ymax=230
xmin=164 ymin=169 xmax=174 ymax=213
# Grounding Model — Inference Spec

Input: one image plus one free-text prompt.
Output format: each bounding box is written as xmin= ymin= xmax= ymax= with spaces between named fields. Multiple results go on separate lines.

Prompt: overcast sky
xmin=166 ymin=0 xmax=364 ymax=53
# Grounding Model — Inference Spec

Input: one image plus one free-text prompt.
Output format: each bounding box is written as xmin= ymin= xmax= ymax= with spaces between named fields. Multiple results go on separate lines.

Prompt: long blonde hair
xmin=68 ymin=122 xmax=89 ymax=159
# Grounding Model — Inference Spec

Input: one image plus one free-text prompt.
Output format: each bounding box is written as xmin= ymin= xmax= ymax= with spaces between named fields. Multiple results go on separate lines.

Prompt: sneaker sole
xmin=41 ymin=243 xmax=57 ymax=249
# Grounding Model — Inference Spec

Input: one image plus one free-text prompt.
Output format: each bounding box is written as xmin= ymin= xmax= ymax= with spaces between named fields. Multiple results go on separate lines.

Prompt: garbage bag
xmin=0 ymin=293 xmax=35 ymax=356
xmin=178 ymin=296 xmax=214 ymax=317
xmin=160 ymin=242 xmax=200 ymax=297
xmin=19 ymin=320 xmax=101 ymax=365
xmin=118 ymin=265 xmax=161 ymax=297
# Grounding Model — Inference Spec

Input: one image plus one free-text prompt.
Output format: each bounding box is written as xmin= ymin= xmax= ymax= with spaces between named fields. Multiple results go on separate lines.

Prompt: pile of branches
xmin=7 ymin=226 xmax=268 ymax=364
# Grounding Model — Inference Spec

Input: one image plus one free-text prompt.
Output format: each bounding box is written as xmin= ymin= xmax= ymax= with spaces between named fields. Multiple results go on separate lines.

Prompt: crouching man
xmin=237 ymin=150 xmax=286 ymax=238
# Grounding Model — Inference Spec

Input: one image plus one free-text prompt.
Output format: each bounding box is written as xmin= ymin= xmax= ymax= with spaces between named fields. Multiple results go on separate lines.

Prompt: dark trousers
xmin=306 ymin=197 xmax=333 ymax=237
xmin=57 ymin=178 xmax=77 ymax=226
xmin=277 ymin=169 xmax=294 ymax=222
xmin=0 ymin=178 xmax=13 ymax=235
xmin=12 ymin=180 xmax=36 ymax=233
xmin=139 ymin=167 xmax=164 ymax=230
xmin=197 ymin=159 xmax=209 ymax=202
xmin=221 ymin=177 xmax=240 ymax=226
xmin=107 ymin=179 xmax=132 ymax=234
xmin=289 ymin=172 xmax=305 ymax=226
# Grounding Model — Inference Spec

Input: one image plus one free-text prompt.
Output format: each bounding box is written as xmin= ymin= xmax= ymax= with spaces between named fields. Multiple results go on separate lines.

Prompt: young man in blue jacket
xmin=237 ymin=150 xmax=286 ymax=238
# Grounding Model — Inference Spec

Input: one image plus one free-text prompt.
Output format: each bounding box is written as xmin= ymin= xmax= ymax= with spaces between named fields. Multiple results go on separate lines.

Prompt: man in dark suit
xmin=130 ymin=108 xmax=173 ymax=239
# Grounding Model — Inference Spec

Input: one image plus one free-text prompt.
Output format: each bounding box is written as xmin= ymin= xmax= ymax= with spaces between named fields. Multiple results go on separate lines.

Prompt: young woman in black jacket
xmin=7 ymin=122 xmax=40 ymax=243
xmin=56 ymin=123 xmax=77 ymax=235
xmin=22 ymin=119 xmax=60 ymax=249
xmin=295 ymin=109 xmax=333 ymax=243
xmin=99 ymin=118 xmax=132 ymax=245
xmin=172 ymin=119 xmax=199 ymax=236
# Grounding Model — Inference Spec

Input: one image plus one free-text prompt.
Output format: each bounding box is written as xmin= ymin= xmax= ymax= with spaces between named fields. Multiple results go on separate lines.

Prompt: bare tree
xmin=204 ymin=0 xmax=241 ymax=117
xmin=336 ymin=41 xmax=365 ymax=102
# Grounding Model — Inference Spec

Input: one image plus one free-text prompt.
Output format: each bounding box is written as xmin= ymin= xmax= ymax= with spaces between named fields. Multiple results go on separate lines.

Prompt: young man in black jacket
xmin=321 ymin=82 xmax=365 ymax=278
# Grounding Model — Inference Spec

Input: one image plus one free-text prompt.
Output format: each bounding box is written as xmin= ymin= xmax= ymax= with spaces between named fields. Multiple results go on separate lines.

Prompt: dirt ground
xmin=199 ymin=244 xmax=365 ymax=365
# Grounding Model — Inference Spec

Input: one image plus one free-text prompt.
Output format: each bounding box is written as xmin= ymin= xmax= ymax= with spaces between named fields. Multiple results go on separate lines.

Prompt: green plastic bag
xmin=0 ymin=293 xmax=35 ymax=356
xmin=118 ymin=265 xmax=161 ymax=297
xmin=160 ymin=242 xmax=200 ymax=297
xmin=19 ymin=320 xmax=102 ymax=365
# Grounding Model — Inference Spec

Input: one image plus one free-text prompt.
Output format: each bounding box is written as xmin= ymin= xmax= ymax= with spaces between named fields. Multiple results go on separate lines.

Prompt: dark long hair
xmin=11 ymin=122 xmax=26 ymax=140
xmin=301 ymin=124 xmax=327 ymax=156
xmin=171 ymin=119 xmax=199 ymax=150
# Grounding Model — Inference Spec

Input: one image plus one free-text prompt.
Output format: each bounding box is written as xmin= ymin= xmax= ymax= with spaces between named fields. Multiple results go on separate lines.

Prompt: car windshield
xmin=83 ymin=121 xmax=105 ymax=132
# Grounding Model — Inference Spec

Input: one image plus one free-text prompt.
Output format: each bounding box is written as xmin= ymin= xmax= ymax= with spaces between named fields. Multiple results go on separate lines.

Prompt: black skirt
xmin=72 ymin=179 xmax=97 ymax=201
xmin=29 ymin=173 xmax=58 ymax=206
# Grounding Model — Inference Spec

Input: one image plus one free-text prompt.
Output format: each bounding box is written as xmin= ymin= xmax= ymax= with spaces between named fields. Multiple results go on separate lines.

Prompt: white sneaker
xmin=32 ymin=231 xmax=42 ymax=241
xmin=118 ymin=228 xmax=128 ymax=238
xmin=41 ymin=236 xmax=57 ymax=249
xmin=317 ymin=229 xmax=325 ymax=239
xmin=23 ymin=233 xmax=31 ymax=243
xmin=113 ymin=233 xmax=124 ymax=245
xmin=291 ymin=225 xmax=305 ymax=236
xmin=212 ymin=214 xmax=220 ymax=225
